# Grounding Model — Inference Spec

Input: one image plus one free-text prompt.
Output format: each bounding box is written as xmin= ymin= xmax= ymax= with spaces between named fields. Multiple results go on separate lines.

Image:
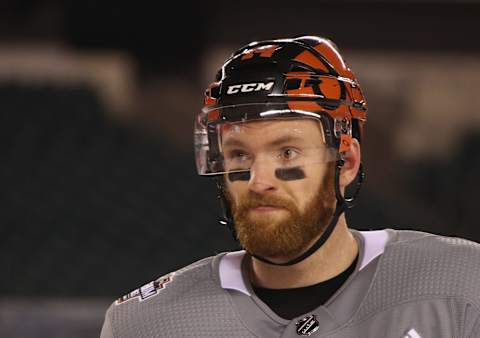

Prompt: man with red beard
xmin=101 ymin=36 xmax=480 ymax=338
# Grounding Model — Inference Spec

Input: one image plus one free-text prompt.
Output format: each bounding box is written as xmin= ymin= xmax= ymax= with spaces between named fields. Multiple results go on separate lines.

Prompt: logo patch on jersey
xmin=115 ymin=273 xmax=174 ymax=305
xmin=295 ymin=314 xmax=319 ymax=336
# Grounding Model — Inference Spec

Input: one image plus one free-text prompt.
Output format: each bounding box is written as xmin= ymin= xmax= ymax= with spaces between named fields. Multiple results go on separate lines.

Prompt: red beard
xmin=226 ymin=163 xmax=336 ymax=260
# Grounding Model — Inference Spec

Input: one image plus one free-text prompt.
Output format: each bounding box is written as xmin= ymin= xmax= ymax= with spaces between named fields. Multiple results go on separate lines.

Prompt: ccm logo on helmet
xmin=226 ymin=81 xmax=274 ymax=95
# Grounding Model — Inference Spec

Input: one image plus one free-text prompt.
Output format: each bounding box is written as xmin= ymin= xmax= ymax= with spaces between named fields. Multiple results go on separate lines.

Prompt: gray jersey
xmin=100 ymin=229 xmax=480 ymax=337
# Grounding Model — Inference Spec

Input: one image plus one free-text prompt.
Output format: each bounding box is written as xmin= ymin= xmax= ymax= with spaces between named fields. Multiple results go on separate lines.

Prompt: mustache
xmin=236 ymin=192 xmax=294 ymax=211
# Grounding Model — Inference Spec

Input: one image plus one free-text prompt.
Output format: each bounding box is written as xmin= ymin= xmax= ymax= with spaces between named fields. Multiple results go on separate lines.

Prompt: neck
xmin=248 ymin=216 xmax=358 ymax=289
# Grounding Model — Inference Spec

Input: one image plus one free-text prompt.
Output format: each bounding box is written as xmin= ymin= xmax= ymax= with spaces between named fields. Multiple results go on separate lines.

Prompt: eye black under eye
xmin=275 ymin=167 xmax=306 ymax=180
xmin=228 ymin=171 xmax=250 ymax=181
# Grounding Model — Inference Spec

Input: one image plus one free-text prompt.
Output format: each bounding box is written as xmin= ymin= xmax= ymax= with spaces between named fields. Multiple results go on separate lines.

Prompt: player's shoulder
xmin=101 ymin=253 xmax=233 ymax=337
xmin=387 ymin=228 xmax=480 ymax=257
xmin=382 ymin=228 xmax=480 ymax=302
xmin=107 ymin=253 xmax=224 ymax=313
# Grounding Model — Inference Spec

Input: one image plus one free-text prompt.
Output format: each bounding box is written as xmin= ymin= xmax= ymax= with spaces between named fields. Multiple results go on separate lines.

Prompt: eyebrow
xmin=222 ymin=135 xmax=304 ymax=149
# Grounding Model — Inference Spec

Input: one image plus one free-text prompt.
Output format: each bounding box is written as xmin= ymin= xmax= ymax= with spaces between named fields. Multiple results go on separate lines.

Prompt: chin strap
xmin=216 ymin=160 xmax=365 ymax=266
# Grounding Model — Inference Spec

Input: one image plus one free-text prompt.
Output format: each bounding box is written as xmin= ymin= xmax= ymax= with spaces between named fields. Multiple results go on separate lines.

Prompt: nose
xmin=247 ymin=160 xmax=277 ymax=194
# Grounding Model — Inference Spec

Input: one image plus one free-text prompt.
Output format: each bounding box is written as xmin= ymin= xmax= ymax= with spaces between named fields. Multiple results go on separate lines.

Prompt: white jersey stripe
xmin=218 ymin=250 xmax=250 ymax=296
xmin=358 ymin=230 xmax=389 ymax=271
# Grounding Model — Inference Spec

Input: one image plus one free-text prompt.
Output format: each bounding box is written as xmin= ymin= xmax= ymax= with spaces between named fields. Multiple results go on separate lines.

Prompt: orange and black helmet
xmin=197 ymin=36 xmax=367 ymax=176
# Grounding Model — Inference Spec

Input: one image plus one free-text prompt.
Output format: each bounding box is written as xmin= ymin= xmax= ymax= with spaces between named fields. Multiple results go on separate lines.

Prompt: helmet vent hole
xmin=210 ymin=86 xmax=220 ymax=99
xmin=285 ymin=78 xmax=302 ymax=90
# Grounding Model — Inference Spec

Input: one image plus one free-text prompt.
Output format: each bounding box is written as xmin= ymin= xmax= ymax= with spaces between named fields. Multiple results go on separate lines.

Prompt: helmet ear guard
xmin=346 ymin=162 xmax=366 ymax=208
xmin=335 ymin=158 xmax=366 ymax=210
xmin=336 ymin=127 xmax=365 ymax=210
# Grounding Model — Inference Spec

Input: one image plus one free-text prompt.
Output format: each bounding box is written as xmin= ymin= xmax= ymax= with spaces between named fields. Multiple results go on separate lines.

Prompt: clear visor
xmin=195 ymin=106 xmax=339 ymax=176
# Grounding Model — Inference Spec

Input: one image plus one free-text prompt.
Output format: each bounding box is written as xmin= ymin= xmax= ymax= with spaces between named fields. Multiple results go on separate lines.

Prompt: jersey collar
xmin=218 ymin=229 xmax=390 ymax=296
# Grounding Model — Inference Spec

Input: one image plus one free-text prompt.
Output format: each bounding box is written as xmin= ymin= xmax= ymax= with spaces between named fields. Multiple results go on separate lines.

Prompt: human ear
xmin=339 ymin=138 xmax=361 ymax=188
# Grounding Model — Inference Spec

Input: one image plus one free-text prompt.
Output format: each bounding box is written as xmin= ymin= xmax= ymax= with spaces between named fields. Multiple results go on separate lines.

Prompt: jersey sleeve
xmin=100 ymin=305 xmax=114 ymax=338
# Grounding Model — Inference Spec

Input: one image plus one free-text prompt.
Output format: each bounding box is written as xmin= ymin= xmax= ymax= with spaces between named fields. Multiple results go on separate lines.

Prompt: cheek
xmin=284 ymin=181 xmax=316 ymax=211
xmin=224 ymin=180 xmax=246 ymax=205
xmin=285 ymin=167 xmax=326 ymax=209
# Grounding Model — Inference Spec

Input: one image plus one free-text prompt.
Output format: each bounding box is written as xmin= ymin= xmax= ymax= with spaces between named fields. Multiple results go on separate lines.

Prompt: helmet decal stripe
xmin=241 ymin=44 xmax=279 ymax=60
xmin=313 ymin=42 xmax=350 ymax=77
xmin=293 ymin=50 xmax=329 ymax=72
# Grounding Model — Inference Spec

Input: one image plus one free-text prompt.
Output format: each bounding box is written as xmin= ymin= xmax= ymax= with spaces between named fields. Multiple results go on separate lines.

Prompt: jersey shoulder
xmin=383 ymin=229 xmax=480 ymax=303
xmin=389 ymin=228 xmax=480 ymax=262
xmin=354 ymin=229 xmax=480 ymax=323
xmin=113 ymin=254 xmax=218 ymax=309
xmin=101 ymin=253 xmax=242 ymax=337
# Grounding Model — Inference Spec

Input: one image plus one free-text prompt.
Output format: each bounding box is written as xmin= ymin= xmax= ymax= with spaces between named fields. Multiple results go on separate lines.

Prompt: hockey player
xmin=101 ymin=36 xmax=480 ymax=337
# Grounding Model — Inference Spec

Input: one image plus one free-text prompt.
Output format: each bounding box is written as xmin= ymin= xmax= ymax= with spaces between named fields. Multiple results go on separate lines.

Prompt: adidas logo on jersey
xmin=403 ymin=328 xmax=422 ymax=338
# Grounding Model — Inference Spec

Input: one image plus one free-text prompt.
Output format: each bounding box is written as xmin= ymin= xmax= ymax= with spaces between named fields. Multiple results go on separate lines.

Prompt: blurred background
xmin=0 ymin=0 xmax=479 ymax=337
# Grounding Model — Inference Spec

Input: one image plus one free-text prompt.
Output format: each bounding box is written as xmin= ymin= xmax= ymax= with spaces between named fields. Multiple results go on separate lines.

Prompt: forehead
xmin=220 ymin=118 xmax=325 ymax=147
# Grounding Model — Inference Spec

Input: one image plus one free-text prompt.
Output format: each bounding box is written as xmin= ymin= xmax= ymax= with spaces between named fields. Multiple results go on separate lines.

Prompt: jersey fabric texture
xmin=100 ymin=229 xmax=480 ymax=337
